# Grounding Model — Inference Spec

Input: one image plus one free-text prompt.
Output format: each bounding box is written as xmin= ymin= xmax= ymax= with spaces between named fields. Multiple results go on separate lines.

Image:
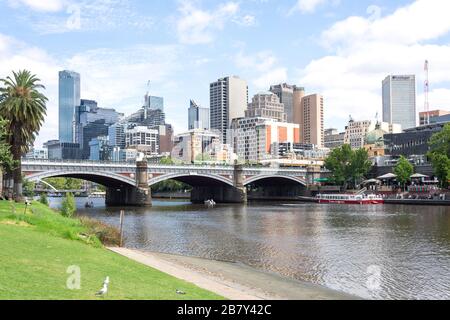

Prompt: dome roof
xmin=365 ymin=124 xmax=387 ymax=146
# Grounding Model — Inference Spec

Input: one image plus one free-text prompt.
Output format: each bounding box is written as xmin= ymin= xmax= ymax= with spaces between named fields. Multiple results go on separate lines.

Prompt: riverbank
xmin=0 ymin=201 xmax=222 ymax=300
xmin=109 ymin=247 xmax=358 ymax=300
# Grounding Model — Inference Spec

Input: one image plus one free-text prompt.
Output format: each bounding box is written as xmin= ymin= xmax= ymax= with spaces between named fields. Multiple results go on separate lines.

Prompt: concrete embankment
xmin=384 ymin=199 xmax=450 ymax=206
xmin=108 ymin=247 xmax=358 ymax=300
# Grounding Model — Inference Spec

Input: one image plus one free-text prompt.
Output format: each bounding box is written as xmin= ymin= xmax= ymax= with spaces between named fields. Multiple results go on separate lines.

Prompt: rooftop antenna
xmin=424 ymin=60 xmax=430 ymax=125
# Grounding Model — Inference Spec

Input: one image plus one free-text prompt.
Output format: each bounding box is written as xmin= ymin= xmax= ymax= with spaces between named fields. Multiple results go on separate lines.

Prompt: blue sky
xmin=1 ymin=0 xmax=450 ymax=147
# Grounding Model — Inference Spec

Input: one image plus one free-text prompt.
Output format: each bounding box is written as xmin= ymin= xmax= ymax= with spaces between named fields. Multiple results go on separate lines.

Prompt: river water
xmin=50 ymin=197 xmax=450 ymax=300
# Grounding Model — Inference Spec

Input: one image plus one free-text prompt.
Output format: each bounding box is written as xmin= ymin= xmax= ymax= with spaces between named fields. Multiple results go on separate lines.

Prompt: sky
xmin=1 ymin=0 xmax=450 ymax=148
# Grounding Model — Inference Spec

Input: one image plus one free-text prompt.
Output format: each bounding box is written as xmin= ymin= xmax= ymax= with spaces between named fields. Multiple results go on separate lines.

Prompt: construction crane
xmin=424 ymin=60 xmax=430 ymax=125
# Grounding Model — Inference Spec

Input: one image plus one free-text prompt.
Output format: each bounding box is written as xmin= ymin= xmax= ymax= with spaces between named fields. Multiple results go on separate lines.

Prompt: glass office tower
xmin=382 ymin=75 xmax=417 ymax=130
xmin=59 ymin=70 xmax=80 ymax=143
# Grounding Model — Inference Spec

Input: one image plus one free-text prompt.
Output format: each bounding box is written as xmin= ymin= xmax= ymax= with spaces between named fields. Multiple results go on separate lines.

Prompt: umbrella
xmin=362 ymin=179 xmax=381 ymax=185
xmin=377 ymin=173 xmax=397 ymax=180
xmin=410 ymin=173 xmax=429 ymax=179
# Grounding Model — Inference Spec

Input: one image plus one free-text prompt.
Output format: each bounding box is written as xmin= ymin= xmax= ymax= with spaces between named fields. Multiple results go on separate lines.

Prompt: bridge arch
xmin=244 ymin=175 xmax=307 ymax=187
xmin=149 ymin=172 xmax=234 ymax=187
xmin=26 ymin=170 xmax=136 ymax=188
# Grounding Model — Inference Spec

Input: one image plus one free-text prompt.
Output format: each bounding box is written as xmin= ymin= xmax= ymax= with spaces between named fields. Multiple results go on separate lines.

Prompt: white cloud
xmin=8 ymin=0 xmax=66 ymax=12
xmin=289 ymin=0 xmax=340 ymax=15
xmin=297 ymin=0 xmax=450 ymax=129
xmin=0 ymin=33 xmax=61 ymax=148
xmin=175 ymin=0 xmax=240 ymax=44
xmin=0 ymin=32 xmax=187 ymax=147
xmin=7 ymin=0 xmax=154 ymax=34
xmin=234 ymin=50 xmax=287 ymax=90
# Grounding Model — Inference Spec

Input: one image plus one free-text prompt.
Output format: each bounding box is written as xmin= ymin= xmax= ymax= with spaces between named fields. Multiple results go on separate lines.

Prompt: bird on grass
xmin=95 ymin=276 xmax=110 ymax=297
xmin=176 ymin=289 xmax=186 ymax=295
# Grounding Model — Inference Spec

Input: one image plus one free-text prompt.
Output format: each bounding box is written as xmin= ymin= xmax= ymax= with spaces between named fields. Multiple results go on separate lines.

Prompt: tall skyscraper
xmin=188 ymin=100 xmax=210 ymax=130
xmin=59 ymin=70 xmax=80 ymax=143
xmin=269 ymin=83 xmax=297 ymax=123
xmin=382 ymin=75 xmax=417 ymax=129
xmin=144 ymin=94 xmax=164 ymax=111
xmin=210 ymin=76 xmax=248 ymax=144
xmin=299 ymin=94 xmax=324 ymax=147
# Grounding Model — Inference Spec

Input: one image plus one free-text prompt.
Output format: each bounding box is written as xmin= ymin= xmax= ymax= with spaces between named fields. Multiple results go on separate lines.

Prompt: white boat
xmin=316 ymin=194 xmax=384 ymax=205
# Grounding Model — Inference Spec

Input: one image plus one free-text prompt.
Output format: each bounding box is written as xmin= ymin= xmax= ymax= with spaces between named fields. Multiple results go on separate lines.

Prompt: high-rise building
xmin=188 ymin=100 xmax=210 ymax=130
xmin=245 ymin=92 xmax=287 ymax=123
xmin=299 ymin=94 xmax=324 ymax=147
xmin=125 ymin=126 xmax=159 ymax=157
xmin=59 ymin=70 xmax=80 ymax=143
xmin=144 ymin=94 xmax=164 ymax=111
xmin=108 ymin=123 xmax=126 ymax=149
xmin=382 ymin=75 xmax=417 ymax=130
xmin=230 ymin=117 xmax=300 ymax=163
xmin=345 ymin=118 xmax=402 ymax=150
xmin=74 ymin=102 xmax=123 ymax=159
xmin=269 ymin=83 xmax=302 ymax=123
xmin=210 ymin=76 xmax=248 ymax=144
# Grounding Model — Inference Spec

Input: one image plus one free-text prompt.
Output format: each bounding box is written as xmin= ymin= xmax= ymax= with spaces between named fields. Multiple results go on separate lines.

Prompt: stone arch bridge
xmin=22 ymin=160 xmax=323 ymax=206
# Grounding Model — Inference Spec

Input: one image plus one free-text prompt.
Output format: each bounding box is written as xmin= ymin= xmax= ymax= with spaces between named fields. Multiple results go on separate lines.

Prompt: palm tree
xmin=0 ymin=70 xmax=47 ymax=202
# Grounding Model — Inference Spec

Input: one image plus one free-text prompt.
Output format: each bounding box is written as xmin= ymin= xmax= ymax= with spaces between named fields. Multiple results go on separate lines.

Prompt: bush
xmin=79 ymin=217 xmax=121 ymax=246
xmin=39 ymin=193 xmax=49 ymax=206
xmin=60 ymin=193 xmax=76 ymax=218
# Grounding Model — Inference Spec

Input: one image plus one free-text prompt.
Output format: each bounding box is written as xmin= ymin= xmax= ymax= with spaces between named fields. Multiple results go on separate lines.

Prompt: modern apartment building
xmin=230 ymin=117 xmax=300 ymax=163
xmin=210 ymin=76 xmax=248 ymax=144
xmin=382 ymin=75 xmax=417 ymax=130
xmin=188 ymin=100 xmax=210 ymax=130
xmin=125 ymin=126 xmax=159 ymax=157
xmin=298 ymin=94 xmax=324 ymax=147
xmin=245 ymin=92 xmax=287 ymax=123
xmin=59 ymin=70 xmax=80 ymax=143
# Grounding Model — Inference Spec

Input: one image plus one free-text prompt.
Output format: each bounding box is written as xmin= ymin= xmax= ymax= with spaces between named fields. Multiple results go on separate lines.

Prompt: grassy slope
xmin=0 ymin=201 xmax=222 ymax=300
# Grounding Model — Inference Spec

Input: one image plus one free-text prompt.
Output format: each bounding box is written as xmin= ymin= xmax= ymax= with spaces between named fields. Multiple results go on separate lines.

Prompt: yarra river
xmin=50 ymin=198 xmax=450 ymax=300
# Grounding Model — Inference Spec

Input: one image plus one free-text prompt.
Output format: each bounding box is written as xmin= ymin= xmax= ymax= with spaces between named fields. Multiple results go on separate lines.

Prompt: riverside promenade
xmin=108 ymin=247 xmax=358 ymax=300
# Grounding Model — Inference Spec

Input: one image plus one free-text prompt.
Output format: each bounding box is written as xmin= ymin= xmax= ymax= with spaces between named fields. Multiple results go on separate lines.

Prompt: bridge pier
xmin=105 ymin=161 xmax=152 ymax=207
xmin=190 ymin=164 xmax=247 ymax=204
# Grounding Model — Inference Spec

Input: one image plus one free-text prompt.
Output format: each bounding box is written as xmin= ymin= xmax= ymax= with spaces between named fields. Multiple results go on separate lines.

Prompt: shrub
xmin=39 ymin=193 xmax=49 ymax=206
xmin=79 ymin=217 xmax=121 ymax=246
xmin=60 ymin=193 xmax=76 ymax=218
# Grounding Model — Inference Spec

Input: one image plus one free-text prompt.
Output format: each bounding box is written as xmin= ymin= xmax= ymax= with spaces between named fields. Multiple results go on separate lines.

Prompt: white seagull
xmin=176 ymin=289 xmax=186 ymax=295
xmin=95 ymin=276 xmax=110 ymax=297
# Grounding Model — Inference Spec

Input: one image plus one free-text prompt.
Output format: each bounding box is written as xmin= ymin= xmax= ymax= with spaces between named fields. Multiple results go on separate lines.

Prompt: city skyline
xmin=1 ymin=0 xmax=450 ymax=147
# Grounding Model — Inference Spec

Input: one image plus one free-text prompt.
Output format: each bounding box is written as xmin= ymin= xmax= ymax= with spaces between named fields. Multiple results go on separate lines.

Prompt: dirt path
xmin=108 ymin=247 xmax=358 ymax=300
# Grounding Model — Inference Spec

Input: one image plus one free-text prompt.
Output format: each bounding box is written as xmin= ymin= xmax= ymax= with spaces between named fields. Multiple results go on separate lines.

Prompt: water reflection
xmin=50 ymin=198 xmax=450 ymax=300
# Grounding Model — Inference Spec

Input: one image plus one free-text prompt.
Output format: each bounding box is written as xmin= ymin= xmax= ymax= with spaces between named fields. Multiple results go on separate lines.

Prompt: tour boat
xmin=316 ymin=193 xmax=384 ymax=205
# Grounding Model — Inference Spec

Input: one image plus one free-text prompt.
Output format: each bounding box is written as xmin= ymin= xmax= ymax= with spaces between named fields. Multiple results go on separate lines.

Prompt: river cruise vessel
xmin=316 ymin=194 xmax=384 ymax=205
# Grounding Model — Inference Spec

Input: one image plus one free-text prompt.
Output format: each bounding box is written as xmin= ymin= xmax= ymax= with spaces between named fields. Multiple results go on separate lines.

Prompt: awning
xmin=314 ymin=178 xmax=329 ymax=182
xmin=377 ymin=173 xmax=397 ymax=179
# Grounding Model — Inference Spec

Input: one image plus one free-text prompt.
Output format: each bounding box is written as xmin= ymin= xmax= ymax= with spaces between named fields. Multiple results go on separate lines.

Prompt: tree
xmin=350 ymin=148 xmax=372 ymax=188
xmin=394 ymin=156 xmax=414 ymax=191
xmin=159 ymin=156 xmax=174 ymax=165
xmin=325 ymin=144 xmax=371 ymax=190
xmin=61 ymin=193 xmax=76 ymax=218
xmin=428 ymin=123 xmax=450 ymax=188
xmin=0 ymin=70 xmax=47 ymax=202
xmin=429 ymin=153 xmax=450 ymax=189
xmin=22 ymin=177 xmax=35 ymax=197
xmin=0 ymin=117 xmax=15 ymax=198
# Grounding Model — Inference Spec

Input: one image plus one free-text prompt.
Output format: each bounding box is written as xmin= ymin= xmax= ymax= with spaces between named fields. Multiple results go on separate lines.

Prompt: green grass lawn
xmin=0 ymin=201 xmax=223 ymax=300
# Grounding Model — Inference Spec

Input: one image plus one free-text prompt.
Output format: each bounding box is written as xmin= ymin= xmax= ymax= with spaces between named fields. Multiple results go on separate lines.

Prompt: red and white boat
xmin=316 ymin=193 xmax=384 ymax=205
